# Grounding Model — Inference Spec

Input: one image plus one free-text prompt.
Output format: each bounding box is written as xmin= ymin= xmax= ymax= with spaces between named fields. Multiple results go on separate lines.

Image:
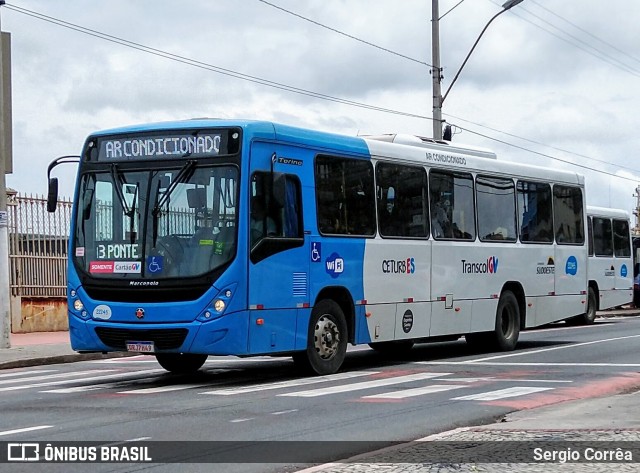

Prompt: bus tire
xmin=156 ymin=353 xmax=208 ymax=374
xmin=566 ymin=287 xmax=597 ymax=326
xmin=581 ymin=287 xmax=598 ymax=325
xmin=492 ymin=290 xmax=520 ymax=351
xmin=293 ymin=300 xmax=347 ymax=375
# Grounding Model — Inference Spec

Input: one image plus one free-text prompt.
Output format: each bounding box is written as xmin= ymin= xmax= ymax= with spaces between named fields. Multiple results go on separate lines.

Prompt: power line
xmin=444 ymin=112 xmax=640 ymax=177
xmin=488 ymin=0 xmax=640 ymax=78
xmin=450 ymin=122 xmax=640 ymax=183
xmin=257 ymin=0 xmax=432 ymax=68
xmin=3 ymin=3 xmax=431 ymax=121
xmin=3 ymin=2 xmax=640 ymax=184
xmin=529 ymin=0 xmax=640 ymax=67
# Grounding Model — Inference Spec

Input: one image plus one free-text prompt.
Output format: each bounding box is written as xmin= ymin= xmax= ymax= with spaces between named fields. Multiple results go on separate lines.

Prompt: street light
xmin=431 ymin=0 xmax=525 ymax=141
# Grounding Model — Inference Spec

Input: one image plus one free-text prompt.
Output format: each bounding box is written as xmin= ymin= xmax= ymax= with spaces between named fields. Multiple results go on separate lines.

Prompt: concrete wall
xmin=10 ymin=296 xmax=68 ymax=333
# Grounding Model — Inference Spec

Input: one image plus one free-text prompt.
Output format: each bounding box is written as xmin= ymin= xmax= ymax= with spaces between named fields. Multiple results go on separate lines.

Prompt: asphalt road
xmin=1 ymin=315 xmax=640 ymax=473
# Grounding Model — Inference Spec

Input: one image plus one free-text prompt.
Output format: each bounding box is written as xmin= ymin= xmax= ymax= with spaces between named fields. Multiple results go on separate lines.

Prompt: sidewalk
xmin=298 ymin=391 xmax=640 ymax=472
xmin=0 ymin=330 xmax=132 ymax=369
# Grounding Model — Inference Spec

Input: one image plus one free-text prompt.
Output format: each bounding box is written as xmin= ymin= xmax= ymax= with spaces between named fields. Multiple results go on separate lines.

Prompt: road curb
xmin=0 ymin=352 xmax=137 ymax=370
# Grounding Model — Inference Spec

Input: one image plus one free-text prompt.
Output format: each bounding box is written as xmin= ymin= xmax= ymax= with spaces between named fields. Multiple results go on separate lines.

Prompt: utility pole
xmin=0 ymin=0 xmax=11 ymax=349
xmin=431 ymin=0 xmax=443 ymax=141
xmin=633 ymin=185 xmax=640 ymax=237
xmin=431 ymin=0 xmax=525 ymax=142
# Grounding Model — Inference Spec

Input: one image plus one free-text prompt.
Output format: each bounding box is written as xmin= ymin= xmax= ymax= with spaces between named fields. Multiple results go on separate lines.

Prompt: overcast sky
xmin=2 ymin=0 xmax=640 ymax=222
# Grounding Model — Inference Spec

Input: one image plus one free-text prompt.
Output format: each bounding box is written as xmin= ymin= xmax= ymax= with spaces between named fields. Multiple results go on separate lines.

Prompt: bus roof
xmin=88 ymin=118 xmax=584 ymax=186
xmin=587 ymin=206 xmax=631 ymax=220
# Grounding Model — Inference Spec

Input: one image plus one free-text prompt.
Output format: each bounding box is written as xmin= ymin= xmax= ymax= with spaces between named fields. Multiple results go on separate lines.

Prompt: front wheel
xmin=293 ymin=300 xmax=348 ymax=375
xmin=156 ymin=353 xmax=208 ymax=374
xmin=567 ymin=286 xmax=597 ymax=325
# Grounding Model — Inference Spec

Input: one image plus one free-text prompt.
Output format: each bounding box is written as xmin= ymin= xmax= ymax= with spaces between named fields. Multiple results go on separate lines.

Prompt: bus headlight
xmin=214 ymin=299 xmax=226 ymax=313
xmin=73 ymin=299 xmax=84 ymax=311
xmin=196 ymin=284 xmax=236 ymax=322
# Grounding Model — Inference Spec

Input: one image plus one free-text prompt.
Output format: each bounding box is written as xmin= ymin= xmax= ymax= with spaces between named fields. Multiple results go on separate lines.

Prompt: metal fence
xmin=6 ymin=191 xmax=198 ymax=298
xmin=7 ymin=191 xmax=72 ymax=297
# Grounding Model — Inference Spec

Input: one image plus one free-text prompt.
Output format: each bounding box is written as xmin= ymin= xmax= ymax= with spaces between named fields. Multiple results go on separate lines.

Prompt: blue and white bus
xmin=47 ymin=120 xmax=590 ymax=375
xmin=585 ymin=206 xmax=633 ymax=320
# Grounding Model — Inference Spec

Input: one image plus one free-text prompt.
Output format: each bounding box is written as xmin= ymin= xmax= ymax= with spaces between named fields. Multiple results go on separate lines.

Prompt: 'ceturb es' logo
xmin=382 ymin=258 xmax=416 ymax=274
xmin=461 ymin=256 xmax=498 ymax=274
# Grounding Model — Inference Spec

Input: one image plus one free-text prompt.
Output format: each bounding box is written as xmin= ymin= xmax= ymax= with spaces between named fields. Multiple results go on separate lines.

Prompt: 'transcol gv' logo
xmin=461 ymin=256 xmax=498 ymax=274
xmin=325 ymin=252 xmax=344 ymax=278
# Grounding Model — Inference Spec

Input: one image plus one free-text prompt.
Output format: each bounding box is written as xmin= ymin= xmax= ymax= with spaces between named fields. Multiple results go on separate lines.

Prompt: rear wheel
xmin=155 ymin=353 xmax=208 ymax=374
xmin=293 ymin=300 xmax=347 ymax=375
xmin=466 ymin=290 xmax=520 ymax=351
xmin=581 ymin=287 xmax=598 ymax=325
xmin=493 ymin=290 xmax=520 ymax=350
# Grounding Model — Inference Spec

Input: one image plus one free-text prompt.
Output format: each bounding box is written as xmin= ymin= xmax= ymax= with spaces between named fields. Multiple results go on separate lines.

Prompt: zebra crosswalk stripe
xmin=202 ymin=371 xmax=376 ymax=395
xmin=362 ymin=384 xmax=467 ymax=399
xmin=279 ymin=372 xmax=451 ymax=398
xmin=451 ymin=386 xmax=553 ymax=401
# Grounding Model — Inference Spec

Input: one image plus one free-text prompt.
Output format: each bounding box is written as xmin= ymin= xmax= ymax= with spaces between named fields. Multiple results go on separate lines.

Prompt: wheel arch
xmin=501 ymin=281 xmax=526 ymax=330
xmin=314 ymin=286 xmax=355 ymax=343
xmin=588 ymin=280 xmax=600 ymax=311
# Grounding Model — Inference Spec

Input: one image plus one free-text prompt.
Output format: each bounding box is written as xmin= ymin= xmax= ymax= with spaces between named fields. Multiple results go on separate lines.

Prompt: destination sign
xmin=92 ymin=129 xmax=240 ymax=161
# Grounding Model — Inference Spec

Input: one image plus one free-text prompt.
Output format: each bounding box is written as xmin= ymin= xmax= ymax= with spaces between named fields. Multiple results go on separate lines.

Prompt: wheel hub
xmin=314 ymin=315 xmax=340 ymax=360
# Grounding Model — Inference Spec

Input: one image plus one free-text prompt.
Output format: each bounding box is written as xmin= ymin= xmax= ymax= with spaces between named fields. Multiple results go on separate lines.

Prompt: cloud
xmin=3 ymin=0 xmax=640 ymax=222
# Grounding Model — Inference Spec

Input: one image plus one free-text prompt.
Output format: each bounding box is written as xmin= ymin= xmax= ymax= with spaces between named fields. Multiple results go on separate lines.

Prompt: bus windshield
xmin=74 ymin=164 xmax=238 ymax=280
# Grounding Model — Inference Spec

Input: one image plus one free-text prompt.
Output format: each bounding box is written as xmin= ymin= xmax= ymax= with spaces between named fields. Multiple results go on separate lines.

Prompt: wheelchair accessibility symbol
xmin=147 ymin=256 xmax=164 ymax=274
xmin=311 ymin=242 xmax=321 ymax=263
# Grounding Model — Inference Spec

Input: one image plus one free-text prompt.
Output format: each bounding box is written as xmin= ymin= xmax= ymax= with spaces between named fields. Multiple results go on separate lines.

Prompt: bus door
xmin=364 ymin=166 xmax=432 ymax=343
xmin=613 ymin=218 xmax=633 ymax=295
xmin=553 ymin=185 xmax=587 ymax=318
xmin=247 ymin=143 xmax=307 ymax=354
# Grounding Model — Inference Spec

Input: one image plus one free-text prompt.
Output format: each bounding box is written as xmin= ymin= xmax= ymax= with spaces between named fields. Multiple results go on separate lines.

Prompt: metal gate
xmin=7 ymin=189 xmax=72 ymax=332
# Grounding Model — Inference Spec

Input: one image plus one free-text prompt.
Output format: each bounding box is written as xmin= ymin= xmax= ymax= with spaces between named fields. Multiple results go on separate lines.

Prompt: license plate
xmin=126 ymin=341 xmax=155 ymax=353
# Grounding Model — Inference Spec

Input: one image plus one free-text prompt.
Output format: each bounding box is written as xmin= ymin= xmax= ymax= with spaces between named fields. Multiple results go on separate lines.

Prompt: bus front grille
xmin=94 ymin=327 xmax=189 ymax=350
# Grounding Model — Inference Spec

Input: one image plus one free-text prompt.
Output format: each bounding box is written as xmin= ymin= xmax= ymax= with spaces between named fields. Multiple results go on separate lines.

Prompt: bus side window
xmin=430 ymin=170 xmax=474 ymax=240
xmin=315 ymin=155 xmax=375 ymax=236
xmin=283 ymin=177 xmax=301 ymax=237
xmin=517 ymin=180 xmax=553 ymax=243
xmin=250 ymin=171 xmax=303 ymax=263
xmin=553 ymin=185 xmax=584 ymax=245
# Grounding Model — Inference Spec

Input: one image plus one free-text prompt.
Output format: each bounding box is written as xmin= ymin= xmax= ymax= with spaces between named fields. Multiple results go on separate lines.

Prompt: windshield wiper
xmin=110 ymin=164 xmax=132 ymax=217
xmin=151 ymin=160 xmax=197 ymax=246
xmin=110 ymin=164 xmax=139 ymax=244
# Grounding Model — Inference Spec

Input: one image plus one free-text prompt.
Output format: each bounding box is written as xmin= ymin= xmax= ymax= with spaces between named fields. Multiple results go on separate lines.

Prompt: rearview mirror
xmin=47 ymin=178 xmax=59 ymax=213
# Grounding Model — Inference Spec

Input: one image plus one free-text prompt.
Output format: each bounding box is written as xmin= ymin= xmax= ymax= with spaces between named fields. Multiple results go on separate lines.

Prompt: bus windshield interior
xmin=73 ymin=164 xmax=238 ymax=279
